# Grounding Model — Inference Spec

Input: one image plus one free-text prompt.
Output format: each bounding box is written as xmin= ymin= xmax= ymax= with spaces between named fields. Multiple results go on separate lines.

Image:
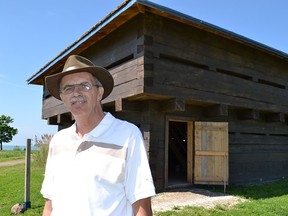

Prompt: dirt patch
xmin=152 ymin=187 xmax=246 ymax=212
xmin=0 ymin=159 xmax=25 ymax=167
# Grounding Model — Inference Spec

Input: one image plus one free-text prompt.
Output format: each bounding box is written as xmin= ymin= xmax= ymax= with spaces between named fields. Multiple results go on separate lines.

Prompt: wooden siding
xmin=194 ymin=122 xmax=229 ymax=185
xmin=142 ymin=13 xmax=288 ymax=113
xmin=229 ymin=114 xmax=288 ymax=184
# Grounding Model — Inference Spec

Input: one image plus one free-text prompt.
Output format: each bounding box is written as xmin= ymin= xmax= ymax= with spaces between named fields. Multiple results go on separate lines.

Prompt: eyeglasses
xmin=60 ymin=82 xmax=98 ymax=95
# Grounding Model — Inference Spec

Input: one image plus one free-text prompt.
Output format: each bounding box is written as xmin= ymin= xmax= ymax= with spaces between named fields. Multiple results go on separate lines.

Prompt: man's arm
xmin=132 ymin=197 xmax=153 ymax=216
xmin=42 ymin=199 xmax=52 ymax=216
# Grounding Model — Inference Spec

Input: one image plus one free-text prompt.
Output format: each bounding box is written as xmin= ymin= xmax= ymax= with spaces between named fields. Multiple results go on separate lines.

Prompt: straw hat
xmin=45 ymin=55 xmax=114 ymax=100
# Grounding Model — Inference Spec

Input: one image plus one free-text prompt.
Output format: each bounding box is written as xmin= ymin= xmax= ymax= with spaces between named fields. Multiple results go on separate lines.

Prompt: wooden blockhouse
xmin=27 ymin=0 xmax=288 ymax=191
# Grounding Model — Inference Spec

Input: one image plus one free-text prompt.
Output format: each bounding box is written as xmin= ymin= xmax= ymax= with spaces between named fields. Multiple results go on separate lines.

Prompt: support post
xmin=24 ymin=139 xmax=31 ymax=209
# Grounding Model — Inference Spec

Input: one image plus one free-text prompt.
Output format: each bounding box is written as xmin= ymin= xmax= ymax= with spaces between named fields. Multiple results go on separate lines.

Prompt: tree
xmin=0 ymin=115 xmax=18 ymax=150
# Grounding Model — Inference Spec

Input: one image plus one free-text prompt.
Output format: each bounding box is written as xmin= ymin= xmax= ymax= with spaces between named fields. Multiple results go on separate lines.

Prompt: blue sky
xmin=1 ymin=0 xmax=287 ymax=147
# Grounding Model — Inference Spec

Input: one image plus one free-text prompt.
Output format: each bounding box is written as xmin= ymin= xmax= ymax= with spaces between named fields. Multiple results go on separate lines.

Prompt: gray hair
xmin=94 ymin=76 xmax=103 ymax=87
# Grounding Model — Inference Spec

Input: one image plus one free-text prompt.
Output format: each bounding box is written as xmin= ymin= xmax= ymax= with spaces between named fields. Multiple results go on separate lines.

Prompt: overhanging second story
xmin=27 ymin=0 xmax=288 ymax=127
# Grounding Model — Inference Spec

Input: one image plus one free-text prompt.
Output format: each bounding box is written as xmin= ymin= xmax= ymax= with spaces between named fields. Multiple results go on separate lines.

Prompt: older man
xmin=41 ymin=55 xmax=155 ymax=216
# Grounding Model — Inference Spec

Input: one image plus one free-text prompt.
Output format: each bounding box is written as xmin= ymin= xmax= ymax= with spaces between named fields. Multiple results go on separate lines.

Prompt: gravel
xmin=152 ymin=187 xmax=247 ymax=212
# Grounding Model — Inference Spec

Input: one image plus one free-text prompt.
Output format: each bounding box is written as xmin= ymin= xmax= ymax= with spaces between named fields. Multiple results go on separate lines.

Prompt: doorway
xmin=166 ymin=120 xmax=228 ymax=188
xmin=168 ymin=121 xmax=188 ymax=186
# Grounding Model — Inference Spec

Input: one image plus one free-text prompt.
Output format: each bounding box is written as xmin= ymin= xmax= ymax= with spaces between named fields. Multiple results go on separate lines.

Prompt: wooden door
xmin=194 ymin=122 xmax=229 ymax=185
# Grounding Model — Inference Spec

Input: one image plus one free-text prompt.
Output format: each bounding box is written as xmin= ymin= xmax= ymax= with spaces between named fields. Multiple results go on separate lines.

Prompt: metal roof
xmin=27 ymin=0 xmax=288 ymax=84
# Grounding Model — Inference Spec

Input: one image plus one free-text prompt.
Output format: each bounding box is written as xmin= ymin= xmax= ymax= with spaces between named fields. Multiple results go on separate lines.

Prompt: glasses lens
xmin=60 ymin=82 xmax=93 ymax=94
xmin=61 ymin=85 xmax=74 ymax=94
xmin=80 ymin=82 xmax=92 ymax=91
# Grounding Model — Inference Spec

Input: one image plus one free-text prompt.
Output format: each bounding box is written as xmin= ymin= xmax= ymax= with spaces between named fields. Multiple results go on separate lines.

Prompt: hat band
xmin=65 ymin=66 xmax=80 ymax=71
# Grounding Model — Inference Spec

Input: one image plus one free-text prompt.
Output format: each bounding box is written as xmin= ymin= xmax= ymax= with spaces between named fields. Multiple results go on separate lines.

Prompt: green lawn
xmin=0 ymin=150 xmax=25 ymax=162
xmin=1 ymin=154 xmax=288 ymax=215
xmin=0 ymin=163 xmax=45 ymax=216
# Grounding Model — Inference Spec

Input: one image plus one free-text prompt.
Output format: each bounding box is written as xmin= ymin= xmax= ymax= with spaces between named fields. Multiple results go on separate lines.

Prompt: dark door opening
xmin=168 ymin=121 xmax=188 ymax=186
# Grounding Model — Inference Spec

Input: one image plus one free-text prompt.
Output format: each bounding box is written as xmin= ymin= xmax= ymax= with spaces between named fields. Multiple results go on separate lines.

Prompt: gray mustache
xmin=70 ymin=95 xmax=87 ymax=105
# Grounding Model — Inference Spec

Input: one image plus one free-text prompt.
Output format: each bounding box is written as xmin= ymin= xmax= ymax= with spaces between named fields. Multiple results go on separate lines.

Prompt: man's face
xmin=59 ymin=72 xmax=104 ymax=118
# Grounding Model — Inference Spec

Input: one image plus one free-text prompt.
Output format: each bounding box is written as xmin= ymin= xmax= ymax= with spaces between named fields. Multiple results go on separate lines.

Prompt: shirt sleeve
xmin=125 ymin=127 xmax=156 ymax=204
xmin=40 ymin=138 xmax=55 ymax=200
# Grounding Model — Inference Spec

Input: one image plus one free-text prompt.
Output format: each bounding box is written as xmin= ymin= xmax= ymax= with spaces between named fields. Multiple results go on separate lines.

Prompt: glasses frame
xmin=59 ymin=82 xmax=98 ymax=95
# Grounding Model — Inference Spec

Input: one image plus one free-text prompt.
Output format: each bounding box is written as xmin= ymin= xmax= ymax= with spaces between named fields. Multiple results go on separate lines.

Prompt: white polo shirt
xmin=41 ymin=112 xmax=155 ymax=216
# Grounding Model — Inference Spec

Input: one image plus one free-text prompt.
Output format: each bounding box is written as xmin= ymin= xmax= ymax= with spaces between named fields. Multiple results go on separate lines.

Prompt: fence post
xmin=24 ymin=139 xmax=31 ymax=209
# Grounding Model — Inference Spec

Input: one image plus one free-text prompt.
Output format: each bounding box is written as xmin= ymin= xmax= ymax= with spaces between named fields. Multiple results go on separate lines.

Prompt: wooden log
xmin=265 ymin=113 xmax=285 ymax=123
xmin=237 ymin=109 xmax=259 ymax=120
xmin=57 ymin=113 xmax=73 ymax=125
xmin=47 ymin=116 xmax=58 ymax=125
xmin=203 ymin=104 xmax=228 ymax=117
xmin=161 ymin=98 xmax=185 ymax=112
xmin=115 ymin=98 xmax=143 ymax=112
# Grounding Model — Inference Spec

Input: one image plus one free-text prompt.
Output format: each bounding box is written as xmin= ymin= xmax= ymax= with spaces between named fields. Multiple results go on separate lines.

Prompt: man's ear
xmin=97 ymin=87 xmax=104 ymax=101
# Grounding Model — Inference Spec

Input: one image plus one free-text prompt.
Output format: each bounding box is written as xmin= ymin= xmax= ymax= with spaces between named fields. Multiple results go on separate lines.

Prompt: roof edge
xmin=27 ymin=0 xmax=136 ymax=84
xmin=137 ymin=0 xmax=288 ymax=60
xmin=27 ymin=0 xmax=288 ymax=84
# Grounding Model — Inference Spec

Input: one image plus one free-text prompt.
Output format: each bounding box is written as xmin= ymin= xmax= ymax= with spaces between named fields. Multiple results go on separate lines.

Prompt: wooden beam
xmin=187 ymin=122 xmax=193 ymax=183
xmin=47 ymin=116 xmax=57 ymax=125
xmin=115 ymin=98 xmax=143 ymax=112
xmin=161 ymin=98 xmax=185 ymax=112
xmin=237 ymin=109 xmax=259 ymax=120
xmin=195 ymin=151 xmax=228 ymax=156
xmin=47 ymin=113 xmax=73 ymax=126
xmin=266 ymin=113 xmax=285 ymax=123
xmin=203 ymin=104 xmax=228 ymax=117
xmin=57 ymin=113 xmax=73 ymax=125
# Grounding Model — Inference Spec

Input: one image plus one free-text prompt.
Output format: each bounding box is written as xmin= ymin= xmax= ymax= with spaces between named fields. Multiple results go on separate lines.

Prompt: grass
xmin=1 ymin=151 xmax=288 ymax=215
xmin=0 ymin=163 xmax=45 ymax=215
xmin=0 ymin=149 xmax=26 ymax=162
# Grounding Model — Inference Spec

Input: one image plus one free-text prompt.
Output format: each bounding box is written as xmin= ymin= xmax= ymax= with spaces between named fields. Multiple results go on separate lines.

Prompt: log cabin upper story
xmin=27 ymin=0 xmax=288 ymax=188
xmin=27 ymin=0 xmax=288 ymax=125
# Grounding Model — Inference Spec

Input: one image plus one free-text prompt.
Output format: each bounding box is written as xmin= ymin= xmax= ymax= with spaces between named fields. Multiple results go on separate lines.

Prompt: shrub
xmin=12 ymin=145 xmax=22 ymax=151
xmin=33 ymin=134 xmax=53 ymax=168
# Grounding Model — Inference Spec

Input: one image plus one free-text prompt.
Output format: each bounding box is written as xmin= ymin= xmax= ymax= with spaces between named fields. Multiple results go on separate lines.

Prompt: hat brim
xmin=45 ymin=66 xmax=114 ymax=100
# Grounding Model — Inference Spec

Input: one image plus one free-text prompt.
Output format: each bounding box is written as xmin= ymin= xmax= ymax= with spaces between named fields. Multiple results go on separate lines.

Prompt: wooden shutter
xmin=194 ymin=122 xmax=228 ymax=185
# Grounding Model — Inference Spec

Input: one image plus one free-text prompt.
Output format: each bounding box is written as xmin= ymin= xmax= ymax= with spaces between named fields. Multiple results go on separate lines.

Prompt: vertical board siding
xmin=194 ymin=122 xmax=229 ymax=185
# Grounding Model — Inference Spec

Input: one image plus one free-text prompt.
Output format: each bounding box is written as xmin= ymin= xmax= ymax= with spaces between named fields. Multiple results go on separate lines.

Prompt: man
xmin=41 ymin=55 xmax=155 ymax=216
